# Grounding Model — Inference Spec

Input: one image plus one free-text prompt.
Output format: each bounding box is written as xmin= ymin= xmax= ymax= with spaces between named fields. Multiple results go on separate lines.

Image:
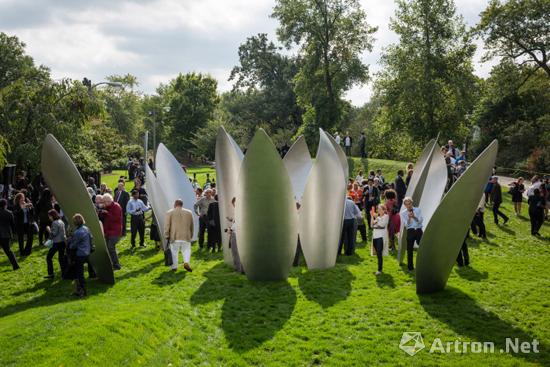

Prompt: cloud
xmin=0 ymin=0 xmax=494 ymax=106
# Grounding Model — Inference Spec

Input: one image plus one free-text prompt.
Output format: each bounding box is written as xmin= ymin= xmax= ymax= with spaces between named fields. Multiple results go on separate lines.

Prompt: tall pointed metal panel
xmin=283 ymin=135 xmax=312 ymax=203
xmin=41 ymin=134 xmax=114 ymax=284
xmin=417 ymin=145 xmax=447 ymax=230
xmin=397 ymin=139 xmax=437 ymax=263
xmin=236 ymin=129 xmax=298 ymax=280
xmin=416 ymin=140 xmax=498 ymax=294
xmin=325 ymin=132 xmax=349 ymax=182
xmin=145 ymin=165 xmax=170 ymax=249
xmin=155 ymin=143 xmax=198 ymax=241
xmin=299 ymin=129 xmax=347 ymax=269
xmin=215 ymin=127 xmax=244 ymax=266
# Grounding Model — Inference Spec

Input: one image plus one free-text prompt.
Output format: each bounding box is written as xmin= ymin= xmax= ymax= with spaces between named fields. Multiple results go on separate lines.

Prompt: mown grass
xmin=0 ymin=159 xmax=548 ymax=366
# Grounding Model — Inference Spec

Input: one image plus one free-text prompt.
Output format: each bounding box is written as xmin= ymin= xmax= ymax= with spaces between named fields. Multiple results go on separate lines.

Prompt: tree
xmin=374 ymin=0 xmax=478 ymax=146
xmin=229 ymin=33 xmax=302 ymax=135
xmin=272 ymin=0 xmax=376 ymax=145
xmin=160 ymin=73 xmax=219 ymax=157
xmin=471 ymin=60 xmax=550 ymax=172
xmin=101 ymin=74 xmax=144 ymax=145
xmin=477 ymin=0 xmax=550 ymax=79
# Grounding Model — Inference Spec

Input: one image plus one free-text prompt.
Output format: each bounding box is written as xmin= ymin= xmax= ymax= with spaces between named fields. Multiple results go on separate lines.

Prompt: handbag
xmin=44 ymin=239 xmax=53 ymax=248
xmin=163 ymin=240 xmax=173 ymax=266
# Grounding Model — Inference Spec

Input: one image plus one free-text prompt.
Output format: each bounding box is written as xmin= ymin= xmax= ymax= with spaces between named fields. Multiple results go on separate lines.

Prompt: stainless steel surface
xmin=145 ymin=165 xmax=170 ymax=250
xmin=215 ymin=127 xmax=244 ymax=266
xmin=299 ymin=129 xmax=347 ymax=269
xmin=397 ymin=139 xmax=437 ymax=263
xmin=416 ymin=140 xmax=498 ymax=294
xmin=283 ymin=135 xmax=312 ymax=203
xmin=155 ymin=143 xmax=199 ymax=241
xmin=325 ymin=132 xmax=349 ymax=182
xmin=417 ymin=145 xmax=447 ymax=229
xmin=235 ymin=129 xmax=298 ymax=280
xmin=41 ymin=134 xmax=114 ymax=284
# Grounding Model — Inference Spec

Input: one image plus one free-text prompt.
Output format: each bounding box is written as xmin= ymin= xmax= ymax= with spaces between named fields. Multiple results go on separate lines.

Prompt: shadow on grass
xmin=298 ymin=266 xmax=355 ymax=308
xmin=152 ymin=268 xmax=187 ymax=285
xmin=192 ymin=247 xmax=224 ymax=261
xmin=454 ymin=266 xmax=488 ymax=282
xmin=419 ymin=287 xmax=548 ymax=365
xmin=191 ymin=263 xmax=296 ymax=352
xmin=375 ymin=272 xmax=395 ymax=288
xmin=116 ymin=259 xmax=164 ymax=281
xmin=496 ymin=225 xmax=515 ymax=235
xmin=0 ymin=278 xmax=110 ymax=318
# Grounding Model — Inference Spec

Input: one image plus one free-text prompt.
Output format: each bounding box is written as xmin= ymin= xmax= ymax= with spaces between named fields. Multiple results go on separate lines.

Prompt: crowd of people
xmin=0 ymin=143 xmax=548 ymax=296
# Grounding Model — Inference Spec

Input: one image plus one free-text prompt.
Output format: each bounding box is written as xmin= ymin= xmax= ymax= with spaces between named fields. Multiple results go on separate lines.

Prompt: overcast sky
xmin=0 ymin=0 xmax=497 ymax=106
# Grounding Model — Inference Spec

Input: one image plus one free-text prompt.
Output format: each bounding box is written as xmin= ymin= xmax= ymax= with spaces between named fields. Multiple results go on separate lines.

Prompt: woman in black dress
xmin=509 ymin=177 xmax=525 ymax=216
xmin=207 ymin=196 xmax=222 ymax=253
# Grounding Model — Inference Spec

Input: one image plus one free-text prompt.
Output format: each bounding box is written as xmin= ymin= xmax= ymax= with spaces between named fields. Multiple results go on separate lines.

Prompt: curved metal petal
xmin=283 ymin=135 xmax=312 ymax=203
xmin=417 ymin=145 xmax=447 ymax=229
xmin=397 ymin=139 xmax=437 ymax=263
xmin=325 ymin=132 xmax=349 ymax=182
xmin=41 ymin=134 xmax=114 ymax=284
xmin=416 ymin=140 xmax=498 ymax=294
xmin=215 ymin=127 xmax=244 ymax=266
xmin=155 ymin=143 xmax=199 ymax=241
xmin=236 ymin=129 xmax=298 ymax=280
xmin=299 ymin=129 xmax=347 ymax=269
xmin=145 ymin=164 xmax=170 ymax=249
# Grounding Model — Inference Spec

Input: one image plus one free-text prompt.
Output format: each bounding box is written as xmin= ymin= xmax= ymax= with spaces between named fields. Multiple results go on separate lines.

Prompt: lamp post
xmin=148 ymin=106 xmax=170 ymax=157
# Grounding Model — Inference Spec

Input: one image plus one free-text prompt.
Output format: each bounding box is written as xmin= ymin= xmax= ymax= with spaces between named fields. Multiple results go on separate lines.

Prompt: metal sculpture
xmin=397 ymin=139 xmax=437 ymax=263
xmin=215 ymin=127 xmax=244 ymax=266
xmin=416 ymin=140 xmax=498 ymax=294
xmin=155 ymin=143 xmax=198 ymax=241
xmin=417 ymin=145 xmax=447 ymax=229
xmin=41 ymin=134 xmax=114 ymax=284
xmin=325 ymin=132 xmax=349 ymax=182
xmin=145 ymin=165 xmax=170 ymax=249
xmin=282 ymin=135 xmax=312 ymax=203
xmin=299 ymin=129 xmax=347 ymax=269
xmin=235 ymin=129 xmax=298 ymax=280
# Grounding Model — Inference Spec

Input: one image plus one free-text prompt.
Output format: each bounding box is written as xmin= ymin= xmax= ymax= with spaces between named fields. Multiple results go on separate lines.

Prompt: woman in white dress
xmin=371 ymin=204 xmax=389 ymax=275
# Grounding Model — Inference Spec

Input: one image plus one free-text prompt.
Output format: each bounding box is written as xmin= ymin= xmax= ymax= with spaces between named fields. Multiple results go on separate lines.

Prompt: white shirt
xmin=344 ymin=137 xmax=351 ymax=147
xmin=527 ymin=181 xmax=542 ymax=197
xmin=335 ymin=135 xmax=341 ymax=145
xmin=372 ymin=214 xmax=389 ymax=239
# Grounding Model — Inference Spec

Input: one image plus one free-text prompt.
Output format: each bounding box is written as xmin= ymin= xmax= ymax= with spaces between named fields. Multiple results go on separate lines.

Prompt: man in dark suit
xmin=114 ymin=181 xmax=130 ymax=236
xmin=490 ymin=176 xmax=509 ymax=225
xmin=394 ymin=170 xmax=407 ymax=207
xmin=0 ymin=199 xmax=20 ymax=270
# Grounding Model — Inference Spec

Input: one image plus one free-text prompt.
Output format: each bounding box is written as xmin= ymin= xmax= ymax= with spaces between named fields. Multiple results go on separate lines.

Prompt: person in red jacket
xmin=100 ymin=193 xmax=123 ymax=270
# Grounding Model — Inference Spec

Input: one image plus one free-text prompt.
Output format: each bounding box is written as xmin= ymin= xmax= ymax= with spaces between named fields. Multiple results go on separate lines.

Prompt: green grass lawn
xmin=0 ymin=159 xmax=549 ymax=366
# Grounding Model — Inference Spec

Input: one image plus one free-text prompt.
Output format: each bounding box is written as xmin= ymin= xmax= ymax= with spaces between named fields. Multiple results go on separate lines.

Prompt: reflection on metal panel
xmin=155 ymin=143 xmax=198 ymax=241
xmin=283 ymin=135 xmax=312 ymax=203
xmin=215 ymin=127 xmax=244 ymax=266
xmin=145 ymin=165 xmax=170 ymax=250
xmin=418 ymin=146 xmax=447 ymax=230
xmin=397 ymin=139 xmax=437 ymax=263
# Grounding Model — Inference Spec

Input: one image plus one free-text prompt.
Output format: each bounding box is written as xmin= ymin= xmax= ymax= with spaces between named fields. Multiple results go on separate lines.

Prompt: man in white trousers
xmin=164 ymin=199 xmax=194 ymax=272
